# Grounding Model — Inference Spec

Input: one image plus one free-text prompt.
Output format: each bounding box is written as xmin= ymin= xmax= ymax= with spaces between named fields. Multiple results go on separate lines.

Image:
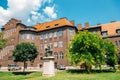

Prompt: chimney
xmin=70 ymin=20 xmax=75 ymax=26
xmin=85 ymin=22 xmax=89 ymax=28
xmin=78 ymin=24 xmax=82 ymax=30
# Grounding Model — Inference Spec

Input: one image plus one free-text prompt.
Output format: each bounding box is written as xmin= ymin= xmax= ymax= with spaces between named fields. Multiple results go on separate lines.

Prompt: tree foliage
xmin=104 ymin=39 xmax=118 ymax=70
xmin=67 ymin=30 xmax=118 ymax=72
xmin=13 ymin=42 xmax=38 ymax=72
xmin=0 ymin=32 xmax=7 ymax=50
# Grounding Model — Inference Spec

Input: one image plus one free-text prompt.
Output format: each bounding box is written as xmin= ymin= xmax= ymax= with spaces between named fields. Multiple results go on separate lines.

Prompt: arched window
xmin=60 ymin=52 xmax=64 ymax=59
xmin=54 ymin=52 xmax=58 ymax=59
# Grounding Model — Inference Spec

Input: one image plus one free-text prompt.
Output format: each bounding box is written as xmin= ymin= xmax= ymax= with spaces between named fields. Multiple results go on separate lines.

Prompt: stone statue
xmin=45 ymin=46 xmax=52 ymax=57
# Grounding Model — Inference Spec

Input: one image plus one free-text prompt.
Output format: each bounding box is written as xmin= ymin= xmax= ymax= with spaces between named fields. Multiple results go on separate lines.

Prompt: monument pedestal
xmin=42 ymin=56 xmax=55 ymax=77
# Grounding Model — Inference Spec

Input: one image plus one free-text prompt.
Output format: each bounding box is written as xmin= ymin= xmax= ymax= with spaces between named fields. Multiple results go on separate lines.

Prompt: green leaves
xmin=13 ymin=42 xmax=38 ymax=62
xmin=67 ymin=30 xmax=118 ymax=71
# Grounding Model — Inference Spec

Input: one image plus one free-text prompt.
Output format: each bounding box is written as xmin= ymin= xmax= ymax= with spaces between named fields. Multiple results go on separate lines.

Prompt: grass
xmin=0 ymin=70 xmax=120 ymax=80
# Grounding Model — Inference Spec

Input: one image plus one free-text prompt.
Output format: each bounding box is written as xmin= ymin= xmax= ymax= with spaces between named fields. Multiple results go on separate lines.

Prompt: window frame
xmin=59 ymin=30 xmax=63 ymax=37
xmin=60 ymin=52 xmax=64 ymax=59
xmin=26 ymin=34 xmax=30 ymax=39
xmin=59 ymin=41 xmax=63 ymax=47
xmin=54 ymin=52 xmax=58 ymax=59
xmin=101 ymin=31 xmax=107 ymax=37
xmin=54 ymin=31 xmax=57 ymax=38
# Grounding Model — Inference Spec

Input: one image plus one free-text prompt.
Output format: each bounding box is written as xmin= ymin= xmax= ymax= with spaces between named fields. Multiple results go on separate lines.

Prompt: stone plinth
xmin=42 ymin=56 xmax=55 ymax=77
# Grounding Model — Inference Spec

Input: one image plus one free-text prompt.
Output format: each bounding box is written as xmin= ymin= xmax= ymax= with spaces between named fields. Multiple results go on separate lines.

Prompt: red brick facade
xmin=0 ymin=18 xmax=120 ymax=69
xmin=0 ymin=18 xmax=77 ymax=69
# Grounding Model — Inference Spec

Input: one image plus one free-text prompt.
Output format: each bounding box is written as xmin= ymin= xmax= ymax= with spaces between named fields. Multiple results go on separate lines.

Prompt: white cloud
xmin=43 ymin=5 xmax=57 ymax=19
xmin=0 ymin=0 xmax=57 ymax=27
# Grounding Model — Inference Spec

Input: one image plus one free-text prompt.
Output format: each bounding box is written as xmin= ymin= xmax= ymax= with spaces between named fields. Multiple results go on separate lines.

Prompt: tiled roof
xmin=33 ymin=18 xmax=74 ymax=31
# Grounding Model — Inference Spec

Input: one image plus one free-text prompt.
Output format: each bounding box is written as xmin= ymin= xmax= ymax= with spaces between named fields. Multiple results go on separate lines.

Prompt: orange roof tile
xmin=33 ymin=18 xmax=74 ymax=31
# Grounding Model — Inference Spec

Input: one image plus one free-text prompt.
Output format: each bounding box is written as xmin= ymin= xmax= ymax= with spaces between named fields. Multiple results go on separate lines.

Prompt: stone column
xmin=42 ymin=56 xmax=55 ymax=77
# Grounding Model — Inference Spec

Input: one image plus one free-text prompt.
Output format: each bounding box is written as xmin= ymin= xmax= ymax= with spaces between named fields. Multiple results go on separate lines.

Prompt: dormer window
xmin=46 ymin=26 xmax=50 ymax=28
xmin=101 ymin=31 xmax=107 ymax=37
xmin=55 ymin=24 xmax=59 ymax=27
xmin=117 ymin=29 xmax=120 ymax=34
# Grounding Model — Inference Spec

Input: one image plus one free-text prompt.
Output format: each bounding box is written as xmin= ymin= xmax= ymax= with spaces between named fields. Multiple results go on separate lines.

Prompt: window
xmin=54 ymin=31 xmax=57 ymax=37
xmin=49 ymin=32 xmax=53 ymax=38
xmin=26 ymin=34 xmax=30 ymax=39
xmin=117 ymin=29 xmax=120 ymax=34
xmin=69 ymin=29 xmax=73 ymax=36
xmin=54 ymin=42 xmax=58 ymax=47
xmin=54 ymin=52 xmax=58 ymax=59
xmin=59 ymin=30 xmax=63 ymax=37
xmin=21 ymin=34 xmax=24 ymax=39
xmin=92 ymin=31 xmax=97 ymax=34
xmin=60 ymin=52 xmax=64 ymax=59
xmin=32 ymin=34 xmax=34 ymax=40
xmin=46 ymin=26 xmax=50 ymax=28
xmin=59 ymin=41 xmax=63 ymax=47
xmin=55 ymin=24 xmax=59 ymax=27
xmin=44 ymin=44 xmax=48 ymax=49
xmin=40 ymin=34 xmax=43 ymax=40
xmin=49 ymin=43 xmax=52 ymax=49
xmin=40 ymin=44 xmax=42 ymax=49
xmin=44 ymin=33 xmax=48 ymax=39
xmin=102 ymin=31 xmax=107 ymax=37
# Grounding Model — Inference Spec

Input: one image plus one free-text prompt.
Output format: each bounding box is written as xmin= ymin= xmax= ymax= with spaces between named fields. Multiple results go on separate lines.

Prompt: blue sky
xmin=0 ymin=0 xmax=120 ymax=27
xmin=54 ymin=0 xmax=120 ymax=26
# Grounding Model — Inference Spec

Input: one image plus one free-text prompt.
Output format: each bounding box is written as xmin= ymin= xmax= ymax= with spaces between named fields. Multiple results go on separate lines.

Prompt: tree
xmin=13 ymin=42 xmax=38 ymax=72
xmin=104 ymin=39 xmax=118 ymax=71
xmin=0 ymin=32 xmax=7 ymax=50
xmin=67 ymin=30 xmax=118 ymax=72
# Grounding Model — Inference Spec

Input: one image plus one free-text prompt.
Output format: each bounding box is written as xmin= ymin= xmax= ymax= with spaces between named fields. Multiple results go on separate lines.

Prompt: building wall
xmin=0 ymin=18 xmax=76 ymax=68
xmin=78 ymin=21 xmax=120 ymax=53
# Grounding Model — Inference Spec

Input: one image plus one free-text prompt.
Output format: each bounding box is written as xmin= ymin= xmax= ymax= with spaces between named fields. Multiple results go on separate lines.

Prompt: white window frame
xmin=54 ymin=52 xmax=58 ymax=59
xmin=60 ymin=52 xmax=64 ymax=59
xmin=59 ymin=41 xmax=63 ymax=47
xmin=59 ymin=30 xmax=63 ymax=37
xmin=40 ymin=34 xmax=43 ymax=40
xmin=21 ymin=33 xmax=24 ymax=39
xmin=26 ymin=34 xmax=30 ymax=39
xmin=49 ymin=32 xmax=53 ymax=38
xmin=102 ymin=31 xmax=107 ymax=37
xmin=54 ymin=42 xmax=58 ymax=47
xmin=69 ymin=29 xmax=73 ymax=36
xmin=44 ymin=33 xmax=48 ymax=39
xmin=32 ymin=34 xmax=35 ymax=40
xmin=54 ymin=31 xmax=57 ymax=37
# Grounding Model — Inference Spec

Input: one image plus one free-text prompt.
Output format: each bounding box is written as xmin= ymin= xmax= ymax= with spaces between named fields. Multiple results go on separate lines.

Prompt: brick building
xmin=0 ymin=18 xmax=77 ymax=69
xmin=78 ymin=21 xmax=120 ymax=52
xmin=0 ymin=18 xmax=120 ymax=69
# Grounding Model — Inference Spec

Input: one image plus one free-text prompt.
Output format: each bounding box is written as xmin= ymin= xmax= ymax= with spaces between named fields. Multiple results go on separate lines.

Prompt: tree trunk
xmin=113 ymin=65 xmax=116 ymax=72
xmin=99 ymin=64 xmax=102 ymax=72
xmin=23 ymin=61 xmax=26 ymax=72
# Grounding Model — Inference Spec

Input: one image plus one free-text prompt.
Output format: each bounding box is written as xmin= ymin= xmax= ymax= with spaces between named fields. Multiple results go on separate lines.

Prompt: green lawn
xmin=0 ymin=71 xmax=120 ymax=80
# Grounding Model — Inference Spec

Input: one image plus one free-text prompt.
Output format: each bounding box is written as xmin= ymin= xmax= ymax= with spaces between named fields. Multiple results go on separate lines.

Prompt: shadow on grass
xmin=12 ymin=71 xmax=34 ymax=75
xmin=66 ymin=69 xmax=115 ymax=74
